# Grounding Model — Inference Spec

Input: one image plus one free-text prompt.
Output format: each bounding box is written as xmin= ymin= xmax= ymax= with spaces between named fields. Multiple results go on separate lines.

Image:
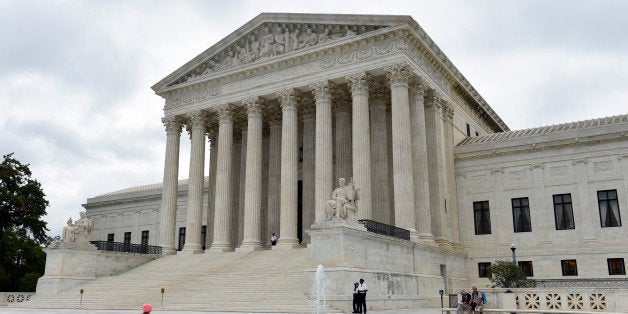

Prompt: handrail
xmin=90 ymin=241 xmax=162 ymax=255
xmin=358 ymin=219 xmax=410 ymax=241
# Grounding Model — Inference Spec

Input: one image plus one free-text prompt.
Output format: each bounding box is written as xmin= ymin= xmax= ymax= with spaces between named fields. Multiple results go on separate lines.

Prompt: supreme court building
xmin=72 ymin=13 xmax=628 ymax=311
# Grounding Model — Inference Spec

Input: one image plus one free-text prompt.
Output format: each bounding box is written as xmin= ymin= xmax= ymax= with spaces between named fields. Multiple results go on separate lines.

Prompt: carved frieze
xmin=593 ymin=161 xmax=613 ymax=173
xmin=172 ymin=23 xmax=385 ymax=85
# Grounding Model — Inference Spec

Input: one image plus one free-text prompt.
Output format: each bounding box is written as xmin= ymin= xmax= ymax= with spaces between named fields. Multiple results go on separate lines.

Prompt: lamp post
xmin=510 ymin=243 xmax=517 ymax=264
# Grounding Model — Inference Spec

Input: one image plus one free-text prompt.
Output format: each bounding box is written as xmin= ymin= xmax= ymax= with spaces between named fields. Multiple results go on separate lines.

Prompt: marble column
xmin=301 ymin=98 xmax=315 ymax=243
xmin=267 ymin=117 xmax=282 ymax=245
xmin=276 ymin=88 xmax=300 ymax=248
xmin=182 ymin=112 xmax=206 ymax=253
xmin=210 ymin=105 xmax=235 ymax=252
xmin=240 ymin=97 xmax=264 ymax=250
xmin=346 ymin=72 xmax=373 ymax=220
xmin=205 ymin=130 xmax=217 ymax=250
xmin=231 ymin=135 xmax=241 ymax=249
xmin=424 ymin=90 xmax=447 ymax=245
xmin=442 ymin=103 xmax=460 ymax=246
xmin=386 ymin=107 xmax=395 ymax=225
xmin=369 ymin=80 xmax=391 ymax=224
xmin=334 ymin=89 xmax=352 ymax=183
xmin=409 ymin=78 xmax=433 ymax=240
xmin=159 ymin=116 xmax=182 ymax=255
xmin=237 ymin=127 xmax=247 ymax=247
xmin=386 ymin=64 xmax=417 ymax=235
xmin=311 ymin=81 xmax=334 ymax=223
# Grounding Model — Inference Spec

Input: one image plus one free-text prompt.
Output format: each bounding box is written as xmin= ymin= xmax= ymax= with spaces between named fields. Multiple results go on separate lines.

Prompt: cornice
xmin=454 ymin=131 xmax=627 ymax=162
xmin=154 ymin=15 xmax=508 ymax=132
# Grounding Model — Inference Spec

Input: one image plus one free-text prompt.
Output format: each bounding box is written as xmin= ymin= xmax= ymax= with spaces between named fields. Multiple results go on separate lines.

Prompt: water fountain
xmin=311 ymin=264 xmax=328 ymax=314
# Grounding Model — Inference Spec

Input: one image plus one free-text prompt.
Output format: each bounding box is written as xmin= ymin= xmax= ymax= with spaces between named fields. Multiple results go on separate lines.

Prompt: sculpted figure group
xmin=186 ymin=25 xmax=361 ymax=81
xmin=62 ymin=211 xmax=94 ymax=244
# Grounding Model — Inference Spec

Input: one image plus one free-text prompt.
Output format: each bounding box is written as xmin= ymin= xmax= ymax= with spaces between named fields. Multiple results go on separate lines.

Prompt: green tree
xmin=0 ymin=153 xmax=50 ymax=291
xmin=488 ymin=260 xmax=536 ymax=288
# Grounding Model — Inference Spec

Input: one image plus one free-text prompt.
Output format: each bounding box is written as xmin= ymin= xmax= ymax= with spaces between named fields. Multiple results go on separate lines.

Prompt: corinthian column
xmin=424 ymin=90 xmax=447 ymax=246
xmin=205 ymin=129 xmax=217 ymax=250
xmin=267 ymin=115 xmax=282 ymax=245
xmin=409 ymin=78 xmax=433 ymax=241
xmin=159 ymin=116 xmax=182 ymax=255
xmin=311 ymin=81 xmax=334 ymax=223
xmin=210 ymin=105 xmax=235 ymax=252
xmin=334 ymin=88 xmax=352 ymax=184
xmin=301 ymin=98 xmax=315 ymax=243
xmin=369 ymin=79 xmax=391 ymax=224
xmin=240 ymin=97 xmax=264 ymax=250
xmin=182 ymin=111 xmax=207 ymax=254
xmin=386 ymin=64 xmax=417 ymax=236
xmin=346 ymin=72 xmax=373 ymax=220
xmin=442 ymin=103 xmax=460 ymax=247
xmin=276 ymin=88 xmax=300 ymax=248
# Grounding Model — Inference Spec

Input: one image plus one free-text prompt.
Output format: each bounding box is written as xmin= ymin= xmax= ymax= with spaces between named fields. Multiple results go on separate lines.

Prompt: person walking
xmin=357 ymin=278 xmax=368 ymax=313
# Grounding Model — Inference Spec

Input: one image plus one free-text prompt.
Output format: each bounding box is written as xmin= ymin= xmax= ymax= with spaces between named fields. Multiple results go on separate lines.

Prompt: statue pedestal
xmin=36 ymin=245 xmax=98 ymax=296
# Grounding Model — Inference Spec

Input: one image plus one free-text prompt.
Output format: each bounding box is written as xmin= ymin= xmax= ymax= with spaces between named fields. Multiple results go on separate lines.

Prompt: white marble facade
xmin=83 ymin=13 xmax=628 ymax=286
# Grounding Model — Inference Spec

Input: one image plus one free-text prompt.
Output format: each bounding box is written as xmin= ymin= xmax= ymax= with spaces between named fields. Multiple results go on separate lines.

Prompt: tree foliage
xmin=488 ymin=260 xmax=536 ymax=288
xmin=0 ymin=153 xmax=50 ymax=291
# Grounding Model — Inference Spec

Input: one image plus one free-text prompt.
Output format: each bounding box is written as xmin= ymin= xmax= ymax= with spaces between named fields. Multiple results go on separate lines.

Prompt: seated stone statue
xmin=61 ymin=211 xmax=94 ymax=245
xmin=325 ymin=178 xmax=358 ymax=220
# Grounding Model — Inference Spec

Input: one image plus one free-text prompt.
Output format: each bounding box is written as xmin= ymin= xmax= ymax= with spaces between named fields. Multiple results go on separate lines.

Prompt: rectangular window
xmin=141 ymin=230 xmax=149 ymax=246
xmin=598 ymin=190 xmax=622 ymax=227
xmin=608 ymin=258 xmax=626 ymax=275
xmin=561 ymin=259 xmax=578 ymax=276
xmin=466 ymin=123 xmax=471 ymax=137
xmin=553 ymin=194 xmax=575 ymax=230
xmin=512 ymin=197 xmax=531 ymax=232
xmin=478 ymin=262 xmax=491 ymax=278
xmin=201 ymin=225 xmax=207 ymax=250
xmin=178 ymin=227 xmax=186 ymax=251
xmin=473 ymin=201 xmax=492 ymax=235
xmin=107 ymin=233 xmax=114 ymax=242
xmin=518 ymin=261 xmax=534 ymax=277
xmin=124 ymin=232 xmax=131 ymax=245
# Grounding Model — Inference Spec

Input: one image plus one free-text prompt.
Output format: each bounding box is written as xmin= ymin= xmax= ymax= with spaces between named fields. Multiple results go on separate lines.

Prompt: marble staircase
xmin=23 ymin=247 xmax=328 ymax=312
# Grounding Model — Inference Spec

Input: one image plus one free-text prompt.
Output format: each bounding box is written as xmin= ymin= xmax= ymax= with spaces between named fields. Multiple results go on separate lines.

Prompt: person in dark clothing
xmin=352 ymin=282 xmax=361 ymax=313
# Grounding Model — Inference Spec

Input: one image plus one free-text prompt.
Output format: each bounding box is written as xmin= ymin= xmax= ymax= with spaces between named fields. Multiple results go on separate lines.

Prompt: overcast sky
xmin=1 ymin=0 xmax=627 ymax=237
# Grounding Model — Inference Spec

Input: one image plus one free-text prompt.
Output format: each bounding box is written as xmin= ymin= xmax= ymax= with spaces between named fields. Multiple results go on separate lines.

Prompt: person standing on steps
xmin=271 ymin=232 xmax=278 ymax=246
xmin=352 ymin=282 xmax=361 ymax=313
xmin=357 ymin=278 xmax=368 ymax=313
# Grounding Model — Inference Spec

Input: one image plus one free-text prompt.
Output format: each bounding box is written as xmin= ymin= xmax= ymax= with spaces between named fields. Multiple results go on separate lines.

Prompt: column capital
xmin=409 ymin=76 xmax=428 ymax=97
xmin=385 ymin=63 xmax=411 ymax=86
xmin=370 ymin=78 xmax=389 ymax=108
xmin=334 ymin=87 xmax=352 ymax=114
xmin=162 ymin=116 xmax=183 ymax=135
xmin=424 ymin=89 xmax=443 ymax=110
xmin=277 ymin=88 xmax=299 ymax=111
xmin=441 ymin=101 xmax=454 ymax=122
xmin=300 ymin=96 xmax=316 ymax=120
xmin=345 ymin=71 xmax=371 ymax=95
xmin=187 ymin=111 xmax=207 ymax=129
xmin=216 ymin=104 xmax=234 ymax=122
xmin=244 ymin=96 xmax=264 ymax=117
xmin=310 ymin=81 xmax=335 ymax=102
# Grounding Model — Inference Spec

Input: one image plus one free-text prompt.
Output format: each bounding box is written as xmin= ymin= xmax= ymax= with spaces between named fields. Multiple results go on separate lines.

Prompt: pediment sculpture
xmin=325 ymin=177 xmax=358 ymax=221
xmin=62 ymin=211 xmax=95 ymax=245
xmin=175 ymin=23 xmax=385 ymax=85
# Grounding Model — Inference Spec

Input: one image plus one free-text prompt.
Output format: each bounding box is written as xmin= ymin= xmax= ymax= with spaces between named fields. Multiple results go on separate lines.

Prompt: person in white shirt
xmin=357 ymin=278 xmax=368 ymax=313
xmin=270 ymin=233 xmax=277 ymax=246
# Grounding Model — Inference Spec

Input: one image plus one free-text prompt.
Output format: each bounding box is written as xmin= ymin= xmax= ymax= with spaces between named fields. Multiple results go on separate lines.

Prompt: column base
xmin=180 ymin=243 xmax=204 ymax=254
xmin=236 ymin=245 xmax=265 ymax=253
xmin=208 ymin=244 xmax=235 ymax=253
xmin=160 ymin=247 xmax=177 ymax=256
xmin=417 ymin=233 xmax=434 ymax=241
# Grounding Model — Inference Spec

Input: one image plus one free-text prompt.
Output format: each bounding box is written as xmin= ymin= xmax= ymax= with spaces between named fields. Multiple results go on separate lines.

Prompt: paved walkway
xmin=0 ymin=307 xmax=443 ymax=314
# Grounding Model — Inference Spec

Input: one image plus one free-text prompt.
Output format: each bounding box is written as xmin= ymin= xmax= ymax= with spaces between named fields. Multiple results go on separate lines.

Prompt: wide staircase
xmin=23 ymin=247 xmax=326 ymax=312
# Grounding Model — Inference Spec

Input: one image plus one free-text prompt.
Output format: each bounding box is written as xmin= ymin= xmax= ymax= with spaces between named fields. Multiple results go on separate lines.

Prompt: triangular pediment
xmin=152 ymin=13 xmax=414 ymax=92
